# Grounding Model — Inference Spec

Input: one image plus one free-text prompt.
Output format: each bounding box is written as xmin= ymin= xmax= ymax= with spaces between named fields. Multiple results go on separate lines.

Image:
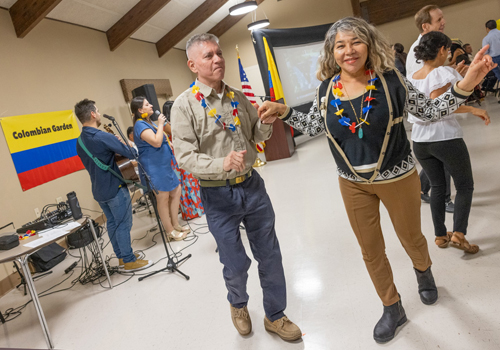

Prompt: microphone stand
xmin=104 ymin=115 xmax=191 ymax=281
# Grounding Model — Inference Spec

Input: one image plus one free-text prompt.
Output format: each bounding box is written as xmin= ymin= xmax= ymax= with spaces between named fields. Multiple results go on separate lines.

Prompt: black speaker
xmin=66 ymin=220 xmax=102 ymax=249
xmin=132 ymin=84 xmax=161 ymax=116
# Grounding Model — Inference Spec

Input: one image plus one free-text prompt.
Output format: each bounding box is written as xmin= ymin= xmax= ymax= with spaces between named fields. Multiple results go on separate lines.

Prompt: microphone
xmin=103 ymin=114 xmax=115 ymax=121
xmin=151 ymin=110 xmax=161 ymax=122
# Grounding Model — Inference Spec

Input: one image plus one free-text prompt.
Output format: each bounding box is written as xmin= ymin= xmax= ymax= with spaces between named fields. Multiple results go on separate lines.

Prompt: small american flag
xmin=238 ymin=55 xmax=257 ymax=104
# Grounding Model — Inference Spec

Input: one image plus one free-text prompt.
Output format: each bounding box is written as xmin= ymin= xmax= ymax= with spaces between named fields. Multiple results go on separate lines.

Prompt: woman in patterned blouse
xmin=258 ymin=17 xmax=496 ymax=344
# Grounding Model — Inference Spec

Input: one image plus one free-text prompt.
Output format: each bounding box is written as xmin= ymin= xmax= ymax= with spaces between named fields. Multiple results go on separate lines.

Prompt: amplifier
xmin=17 ymin=208 xmax=73 ymax=234
xmin=66 ymin=220 xmax=102 ymax=249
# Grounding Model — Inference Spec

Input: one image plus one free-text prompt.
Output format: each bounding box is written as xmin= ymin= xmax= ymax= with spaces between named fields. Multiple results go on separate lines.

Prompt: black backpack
xmin=29 ymin=243 xmax=67 ymax=272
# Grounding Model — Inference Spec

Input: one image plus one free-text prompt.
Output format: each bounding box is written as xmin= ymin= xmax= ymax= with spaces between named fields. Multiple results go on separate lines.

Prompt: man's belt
xmin=199 ymin=169 xmax=253 ymax=188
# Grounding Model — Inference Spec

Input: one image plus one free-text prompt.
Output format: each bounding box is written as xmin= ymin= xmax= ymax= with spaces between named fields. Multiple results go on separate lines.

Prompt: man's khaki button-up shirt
xmin=171 ymin=80 xmax=272 ymax=181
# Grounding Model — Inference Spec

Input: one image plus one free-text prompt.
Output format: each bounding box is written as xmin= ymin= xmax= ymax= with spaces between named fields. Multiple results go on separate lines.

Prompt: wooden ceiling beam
xmin=107 ymin=0 xmax=172 ymax=51
xmin=359 ymin=0 xmax=470 ymax=26
xmin=208 ymin=0 xmax=266 ymax=38
xmin=9 ymin=0 xmax=63 ymax=38
xmin=351 ymin=0 xmax=361 ymax=17
xmin=156 ymin=0 xmax=230 ymax=58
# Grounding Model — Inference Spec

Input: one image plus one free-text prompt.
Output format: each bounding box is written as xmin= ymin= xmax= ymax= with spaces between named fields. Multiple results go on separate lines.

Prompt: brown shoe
xmin=118 ymin=253 xmax=141 ymax=267
xmin=264 ymin=316 xmax=302 ymax=341
xmin=450 ymin=231 xmax=479 ymax=254
xmin=435 ymin=232 xmax=452 ymax=248
xmin=124 ymin=259 xmax=153 ymax=271
xmin=230 ymin=305 xmax=252 ymax=335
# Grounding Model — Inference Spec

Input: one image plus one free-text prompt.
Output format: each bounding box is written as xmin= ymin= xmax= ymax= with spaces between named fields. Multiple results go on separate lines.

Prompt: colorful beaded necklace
xmin=190 ymin=81 xmax=241 ymax=132
xmin=330 ymin=69 xmax=378 ymax=139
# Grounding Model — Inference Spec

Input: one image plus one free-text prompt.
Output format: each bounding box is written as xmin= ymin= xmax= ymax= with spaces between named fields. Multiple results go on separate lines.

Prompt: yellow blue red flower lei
xmin=190 ymin=82 xmax=241 ymax=132
xmin=330 ymin=70 xmax=378 ymax=139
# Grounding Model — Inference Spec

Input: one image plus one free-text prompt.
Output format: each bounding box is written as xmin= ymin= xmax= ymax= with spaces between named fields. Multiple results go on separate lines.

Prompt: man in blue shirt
xmin=75 ymin=99 xmax=152 ymax=271
xmin=482 ymin=20 xmax=500 ymax=98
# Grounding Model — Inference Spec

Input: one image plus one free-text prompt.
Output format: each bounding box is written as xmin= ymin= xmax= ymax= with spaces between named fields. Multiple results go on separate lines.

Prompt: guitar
xmin=103 ymin=124 xmax=140 ymax=182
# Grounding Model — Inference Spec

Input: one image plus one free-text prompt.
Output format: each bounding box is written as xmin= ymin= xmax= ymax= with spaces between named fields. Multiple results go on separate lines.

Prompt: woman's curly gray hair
xmin=317 ymin=17 xmax=396 ymax=81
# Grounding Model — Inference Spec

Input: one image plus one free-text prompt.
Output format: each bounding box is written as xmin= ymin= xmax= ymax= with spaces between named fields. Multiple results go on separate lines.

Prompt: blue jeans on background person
xmin=200 ymin=171 xmax=287 ymax=322
xmin=98 ymin=186 xmax=136 ymax=263
xmin=492 ymin=55 xmax=500 ymax=81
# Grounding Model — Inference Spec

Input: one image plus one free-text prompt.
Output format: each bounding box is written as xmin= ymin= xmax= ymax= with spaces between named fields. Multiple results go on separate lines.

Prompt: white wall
xmin=0 ymin=9 xmax=194 ymax=280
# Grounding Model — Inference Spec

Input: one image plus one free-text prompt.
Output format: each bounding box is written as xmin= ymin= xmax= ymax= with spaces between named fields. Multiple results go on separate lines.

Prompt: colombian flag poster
xmin=1 ymin=110 xmax=84 ymax=191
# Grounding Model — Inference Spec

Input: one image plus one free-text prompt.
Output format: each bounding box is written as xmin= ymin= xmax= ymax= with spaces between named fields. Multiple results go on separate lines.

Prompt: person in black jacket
xmin=258 ymin=17 xmax=496 ymax=344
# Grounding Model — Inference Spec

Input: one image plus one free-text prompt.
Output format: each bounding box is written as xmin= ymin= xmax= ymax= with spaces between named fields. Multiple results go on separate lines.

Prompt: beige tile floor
xmin=1 ymin=96 xmax=499 ymax=350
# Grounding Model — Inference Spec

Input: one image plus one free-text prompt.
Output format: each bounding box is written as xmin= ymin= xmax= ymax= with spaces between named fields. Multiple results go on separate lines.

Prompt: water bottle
xmin=67 ymin=191 xmax=82 ymax=220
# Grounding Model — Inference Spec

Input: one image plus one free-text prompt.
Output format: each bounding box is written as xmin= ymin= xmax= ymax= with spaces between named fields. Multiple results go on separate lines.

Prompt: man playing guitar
xmin=75 ymin=98 xmax=151 ymax=271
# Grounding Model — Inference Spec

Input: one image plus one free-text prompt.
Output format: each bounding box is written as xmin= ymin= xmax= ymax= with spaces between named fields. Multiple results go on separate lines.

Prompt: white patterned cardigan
xmin=280 ymin=70 xmax=471 ymax=184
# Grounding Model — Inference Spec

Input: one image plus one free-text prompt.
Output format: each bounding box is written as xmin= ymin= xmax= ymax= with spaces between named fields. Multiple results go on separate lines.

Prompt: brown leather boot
xmin=118 ymin=253 xmax=141 ymax=267
xmin=230 ymin=305 xmax=251 ymax=335
xmin=264 ymin=316 xmax=302 ymax=341
xmin=123 ymin=259 xmax=152 ymax=271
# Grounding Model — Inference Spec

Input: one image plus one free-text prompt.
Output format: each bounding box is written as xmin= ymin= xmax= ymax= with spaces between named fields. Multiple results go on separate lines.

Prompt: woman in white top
xmin=409 ymin=31 xmax=490 ymax=254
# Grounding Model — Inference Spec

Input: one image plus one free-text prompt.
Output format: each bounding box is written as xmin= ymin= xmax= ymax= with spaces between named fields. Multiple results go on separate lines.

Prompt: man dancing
xmin=171 ymin=34 xmax=301 ymax=341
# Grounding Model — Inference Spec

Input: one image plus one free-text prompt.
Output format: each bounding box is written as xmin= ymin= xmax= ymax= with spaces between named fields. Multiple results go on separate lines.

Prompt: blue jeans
xmin=492 ymin=55 xmax=500 ymax=81
xmin=98 ymin=187 xmax=135 ymax=263
xmin=200 ymin=171 xmax=286 ymax=322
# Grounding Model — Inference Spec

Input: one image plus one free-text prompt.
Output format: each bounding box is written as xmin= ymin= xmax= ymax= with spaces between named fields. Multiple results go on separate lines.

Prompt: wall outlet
xmin=56 ymin=197 xmax=63 ymax=204
xmin=34 ymin=208 xmax=40 ymax=218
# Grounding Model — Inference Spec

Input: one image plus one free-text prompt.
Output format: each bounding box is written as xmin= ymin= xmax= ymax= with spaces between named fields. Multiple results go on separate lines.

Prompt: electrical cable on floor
xmin=1 ymin=196 xmax=211 ymax=323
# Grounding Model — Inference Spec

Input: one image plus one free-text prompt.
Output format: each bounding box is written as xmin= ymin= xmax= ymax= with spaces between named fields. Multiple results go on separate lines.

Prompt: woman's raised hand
xmin=157 ymin=114 xmax=166 ymax=125
xmin=258 ymin=101 xmax=287 ymax=124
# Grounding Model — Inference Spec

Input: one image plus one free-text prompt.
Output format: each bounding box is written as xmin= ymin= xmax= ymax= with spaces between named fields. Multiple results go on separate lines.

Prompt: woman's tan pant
xmin=339 ymin=170 xmax=432 ymax=306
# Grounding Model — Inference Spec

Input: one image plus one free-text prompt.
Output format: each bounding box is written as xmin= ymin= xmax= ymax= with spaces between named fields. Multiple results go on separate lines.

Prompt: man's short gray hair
xmin=186 ymin=33 xmax=219 ymax=59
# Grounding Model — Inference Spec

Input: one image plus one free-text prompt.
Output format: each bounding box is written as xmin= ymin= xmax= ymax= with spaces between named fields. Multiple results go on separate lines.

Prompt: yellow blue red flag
xmin=263 ymin=37 xmax=294 ymax=136
xmin=263 ymin=37 xmax=286 ymax=104
xmin=0 ymin=110 xmax=84 ymax=191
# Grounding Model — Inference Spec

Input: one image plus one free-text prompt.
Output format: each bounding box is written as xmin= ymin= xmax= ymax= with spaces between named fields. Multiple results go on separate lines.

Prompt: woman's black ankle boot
xmin=373 ymin=297 xmax=407 ymax=343
xmin=414 ymin=266 xmax=438 ymax=305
